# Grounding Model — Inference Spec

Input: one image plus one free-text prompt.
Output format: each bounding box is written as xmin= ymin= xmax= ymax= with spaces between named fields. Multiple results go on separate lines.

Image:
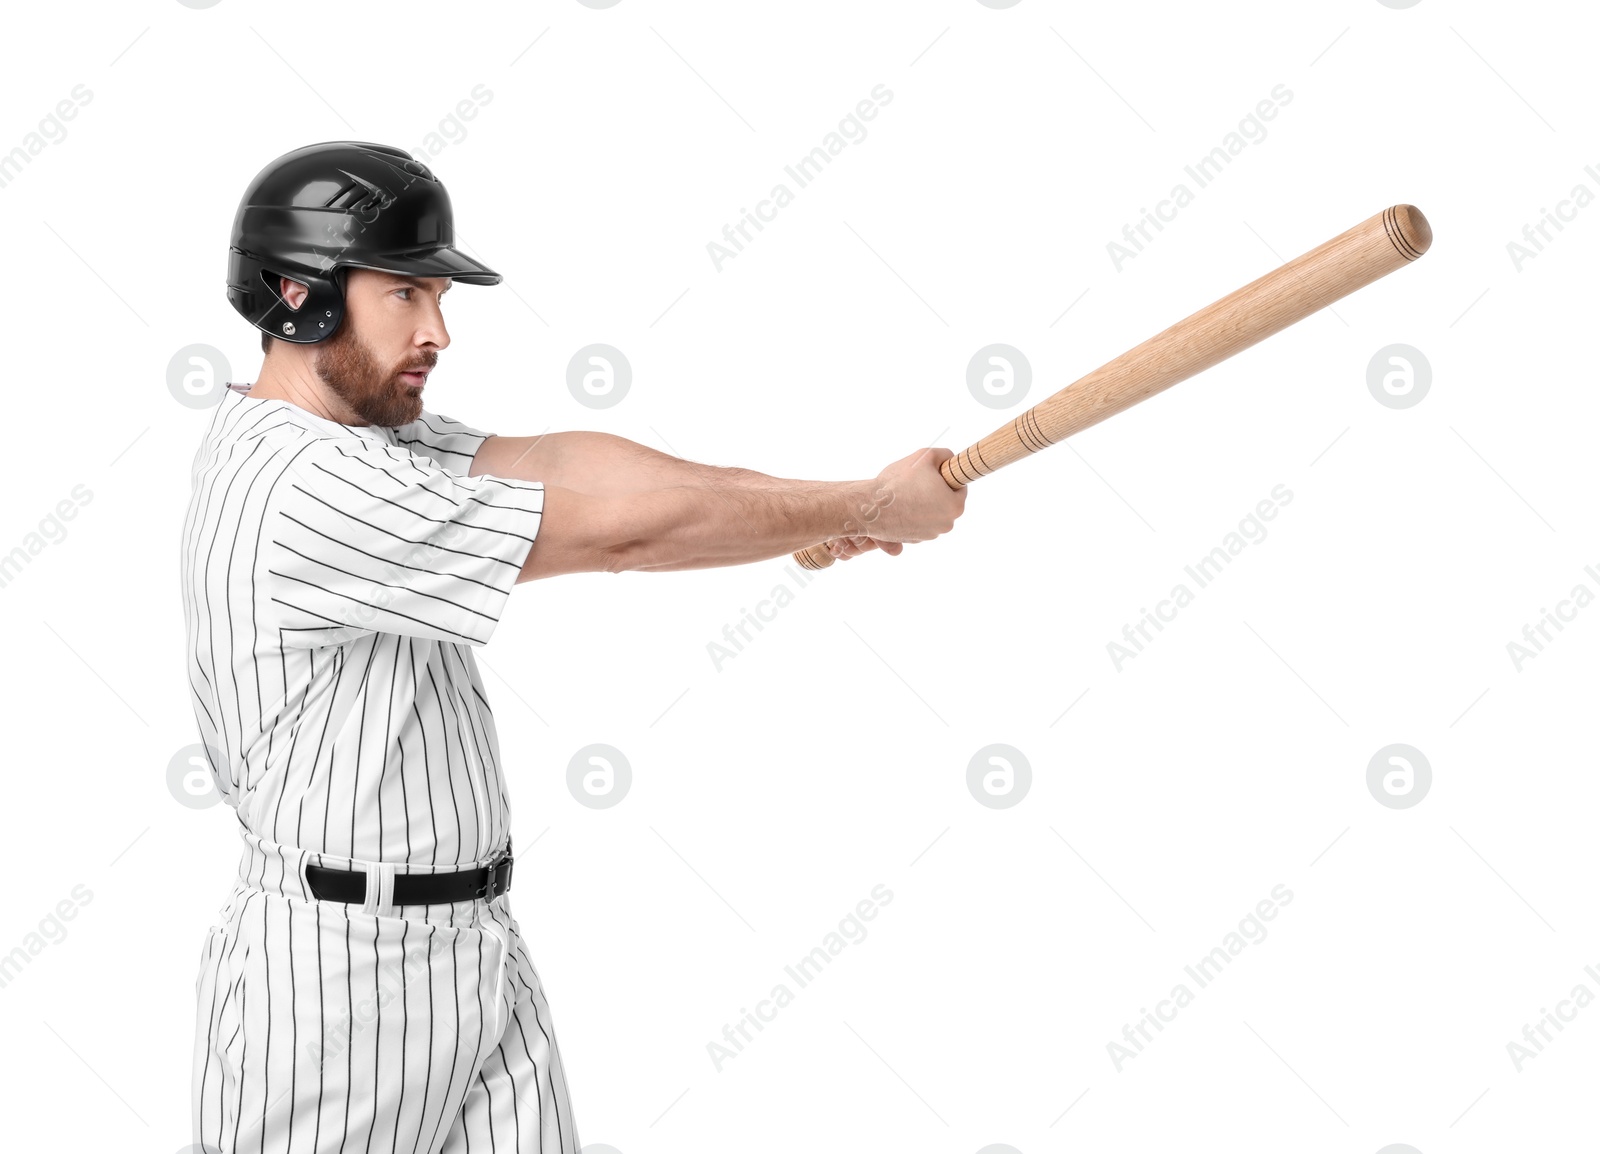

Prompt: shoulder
xmin=388 ymin=410 xmax=494 ymax=475
xmin=255 ymin=422 xmax=447 ymax=514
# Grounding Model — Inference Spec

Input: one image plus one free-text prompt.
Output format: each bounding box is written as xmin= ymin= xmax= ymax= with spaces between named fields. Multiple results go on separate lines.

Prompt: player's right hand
xmin=846 ymin=445 xmax=967 ymax=549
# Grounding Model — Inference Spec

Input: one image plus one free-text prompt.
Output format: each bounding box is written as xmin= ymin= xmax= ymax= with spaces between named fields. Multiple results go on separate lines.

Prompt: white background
xmin=0 ymin=1 xmax=1594 ymax=1152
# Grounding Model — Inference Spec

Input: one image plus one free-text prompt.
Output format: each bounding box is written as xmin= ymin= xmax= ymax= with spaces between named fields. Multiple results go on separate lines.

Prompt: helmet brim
xmin=342 ymin=245 xmax=501 ymax=286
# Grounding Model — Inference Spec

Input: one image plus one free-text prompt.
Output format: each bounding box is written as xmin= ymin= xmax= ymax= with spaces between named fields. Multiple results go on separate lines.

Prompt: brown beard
xmin=313 ymin=320 xmax=432 ymax=428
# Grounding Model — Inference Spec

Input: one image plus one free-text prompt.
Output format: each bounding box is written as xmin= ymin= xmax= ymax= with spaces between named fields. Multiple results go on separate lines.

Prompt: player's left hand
xmin=826 ymin=535 xmax=904 ymax=560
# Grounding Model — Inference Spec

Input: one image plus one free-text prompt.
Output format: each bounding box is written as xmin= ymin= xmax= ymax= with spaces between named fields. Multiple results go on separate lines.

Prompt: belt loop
xmin=362 ymin=861 xmax=396 ymax=916
xmin=292 ymin=846 xmax=315 ymax=903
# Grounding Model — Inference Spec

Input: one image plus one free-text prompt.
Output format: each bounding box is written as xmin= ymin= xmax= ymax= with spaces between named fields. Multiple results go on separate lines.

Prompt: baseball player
xmin=181 ymin=140 xmax=964 ymax=1154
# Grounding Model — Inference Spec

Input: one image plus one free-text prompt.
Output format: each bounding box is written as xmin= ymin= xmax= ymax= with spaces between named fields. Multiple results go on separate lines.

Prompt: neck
xmin=248 ymin=352 xmax=367 ymax=426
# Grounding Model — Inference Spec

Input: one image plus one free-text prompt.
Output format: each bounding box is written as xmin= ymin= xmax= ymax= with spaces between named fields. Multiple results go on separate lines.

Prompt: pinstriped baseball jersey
xmin=180 ymin=382 xmax=545 ymax=865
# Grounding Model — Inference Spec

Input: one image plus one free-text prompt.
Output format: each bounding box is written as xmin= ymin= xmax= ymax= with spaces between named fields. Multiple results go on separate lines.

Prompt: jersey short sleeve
xmin=261 ymin=430 xmax=543 ymax=649
xmin=389 ymin=411 xmax=494 ymax=474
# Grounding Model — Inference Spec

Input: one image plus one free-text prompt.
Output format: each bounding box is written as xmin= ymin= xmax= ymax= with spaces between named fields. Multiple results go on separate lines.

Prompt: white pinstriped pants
xmin=191 ymin=830 xmax=582 ymax=1153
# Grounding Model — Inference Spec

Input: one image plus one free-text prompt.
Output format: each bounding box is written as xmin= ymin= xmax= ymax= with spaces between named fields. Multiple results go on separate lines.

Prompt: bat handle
xmin=791 ymin=457 xmax=967 ymax=569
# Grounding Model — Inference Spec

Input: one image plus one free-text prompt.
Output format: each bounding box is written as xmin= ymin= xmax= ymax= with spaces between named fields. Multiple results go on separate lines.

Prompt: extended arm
xmin=486 ymin=441 xmax=960 ymax=579
xmin=473 ymin=433 xmax=966 ymax=582
xmin=519 ymin=480 xmax=880 ymax=581
xmin=471 ymin=431 xmax=822 ymax=497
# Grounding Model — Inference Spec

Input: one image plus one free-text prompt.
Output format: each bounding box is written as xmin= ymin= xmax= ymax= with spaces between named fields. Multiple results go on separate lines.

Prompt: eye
xmin=394 ymin=287 xmax=413 ymax=301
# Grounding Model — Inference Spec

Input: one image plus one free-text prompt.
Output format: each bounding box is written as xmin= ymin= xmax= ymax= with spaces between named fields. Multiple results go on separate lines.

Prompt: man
xmin=181 ymin=140 xmax=964 ymax=1154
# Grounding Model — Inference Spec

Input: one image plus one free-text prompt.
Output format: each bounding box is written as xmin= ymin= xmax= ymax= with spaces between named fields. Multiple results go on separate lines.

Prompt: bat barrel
xmin=794 ymin=203 xmax=1432 ymax=569
xmin=964 ymin=203 xmax=1432 ymax=476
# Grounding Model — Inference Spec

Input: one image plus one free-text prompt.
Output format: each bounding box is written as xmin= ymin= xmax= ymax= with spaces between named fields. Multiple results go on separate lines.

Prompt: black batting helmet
xmin=226 ymin=140 xmax=500 ymax=345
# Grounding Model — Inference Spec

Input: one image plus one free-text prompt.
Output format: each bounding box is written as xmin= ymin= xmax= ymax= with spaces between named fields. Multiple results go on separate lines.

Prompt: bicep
xmin=467 ymin=434 xmax=654 ymax=579
xmin=472 ymin=430 xmax=680 ymax=498
xmin=470 ymin=433 xmax=563 ymax=485
xmin=515 ymin=485 xmax=637 ymax=581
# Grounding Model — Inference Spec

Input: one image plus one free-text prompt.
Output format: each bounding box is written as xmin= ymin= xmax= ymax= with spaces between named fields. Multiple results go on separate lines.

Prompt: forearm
xmin=618 ymin=480 xmax=880 ymax=572
xmin=482 ymin=430 xmax=825 ymax=497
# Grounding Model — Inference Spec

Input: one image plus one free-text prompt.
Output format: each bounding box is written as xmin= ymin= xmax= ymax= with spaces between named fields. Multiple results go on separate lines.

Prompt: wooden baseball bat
xmin=793 ymin=203 xmax=1432 ymax=571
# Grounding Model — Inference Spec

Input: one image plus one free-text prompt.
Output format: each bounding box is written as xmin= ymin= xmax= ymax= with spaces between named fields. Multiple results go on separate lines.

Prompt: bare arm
xmin=518 ymin=480 xmax=886 ymax=581
xmin=471 ymin=431 xmax=821 ymax=497
xmin=474 ymin=434 xmax=963 ymax=582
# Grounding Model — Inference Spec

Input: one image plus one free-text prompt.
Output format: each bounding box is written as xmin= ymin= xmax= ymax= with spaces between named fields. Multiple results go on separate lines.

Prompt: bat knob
xmin=792 ymin=542 xmax=836 ymax=571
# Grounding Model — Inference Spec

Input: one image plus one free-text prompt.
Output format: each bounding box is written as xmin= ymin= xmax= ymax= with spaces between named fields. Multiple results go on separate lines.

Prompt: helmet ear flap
xmin=226 ymin=251 xmax=346 ymax=344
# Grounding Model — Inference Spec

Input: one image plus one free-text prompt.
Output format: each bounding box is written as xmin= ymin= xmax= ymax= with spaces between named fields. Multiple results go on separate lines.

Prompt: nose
xmin=418 ymin=298 xmax=450 ymax=351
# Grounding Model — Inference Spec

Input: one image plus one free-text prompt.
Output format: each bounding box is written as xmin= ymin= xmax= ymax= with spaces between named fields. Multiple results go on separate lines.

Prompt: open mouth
xmin=399 ymin=371 xmax=428 ymax=388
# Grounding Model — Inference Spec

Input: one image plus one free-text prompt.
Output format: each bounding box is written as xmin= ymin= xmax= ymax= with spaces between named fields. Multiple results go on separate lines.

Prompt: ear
xmin=278 ymin=276 xmax=309 ymax=311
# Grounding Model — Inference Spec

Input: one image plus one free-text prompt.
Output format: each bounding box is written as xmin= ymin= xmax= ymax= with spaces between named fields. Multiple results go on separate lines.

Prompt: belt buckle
xmin=477 ymin=845 xmax=513 ymax=900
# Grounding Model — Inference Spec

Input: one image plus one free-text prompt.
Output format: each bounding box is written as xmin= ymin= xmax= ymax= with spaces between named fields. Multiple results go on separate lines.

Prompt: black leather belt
xmin=305 ymin=842 xmax=514 ymax=905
